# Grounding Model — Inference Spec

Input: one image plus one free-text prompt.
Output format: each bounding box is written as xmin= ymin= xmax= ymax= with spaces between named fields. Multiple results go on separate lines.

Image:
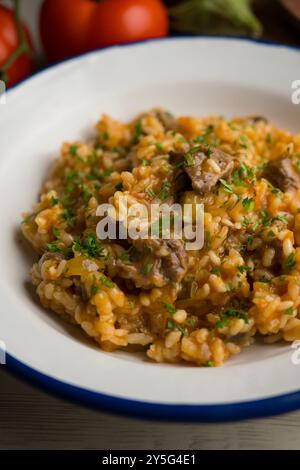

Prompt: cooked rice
xmin=21 ymin=109 xmax=300 ymax=366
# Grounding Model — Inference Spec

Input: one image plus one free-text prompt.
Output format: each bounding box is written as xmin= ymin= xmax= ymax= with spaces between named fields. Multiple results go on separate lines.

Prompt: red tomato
xmin=40 ymin=0 xmax=169 ymax=63
xmin=0 ymin=5 xmax=34 ymax=87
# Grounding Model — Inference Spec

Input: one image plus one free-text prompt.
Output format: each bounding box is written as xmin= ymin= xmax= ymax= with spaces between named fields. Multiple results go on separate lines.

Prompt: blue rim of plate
xmin=4 ymin=35 xmax=300 ymax=422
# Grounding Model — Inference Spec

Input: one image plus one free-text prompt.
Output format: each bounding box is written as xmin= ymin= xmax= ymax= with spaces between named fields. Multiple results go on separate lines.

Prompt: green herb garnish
xmin=238 ymin=265 xmax=251 ymax=273
xmin=69 ymin=144 xmax=78 ymax=157
xmin=158 ymin=181 xmax=171 ymax=201
xmin=164 ymin=303 xmax=177 ymax=315
xmin=134 ymin=121 xmax=143 ymax=141
xmin=91 ymin=284 xmax=98 ymax=296
xmin=142 ymin=263 xmax=153 ymax=275
xmin=242 ymin=197 xmax=255 ymax=212
xmin=101 ymin=276 xmax=115 ymax=288
xmin=52 ymin=227 xmax=61 ymax=239
xmin=47 ymin=242 xmax=63 ymax=254
xmin=74 ymin=232 xmax=105 ymax=258
xmin=219 ymin=179 xmax=233 ymax=193
xmin=285 ymin=307 xmax=294 ymax=316
xmin=50 ymin=197 xmax=59 ymax=207
xmin=285 ymin=252 xmax=296 ymax=269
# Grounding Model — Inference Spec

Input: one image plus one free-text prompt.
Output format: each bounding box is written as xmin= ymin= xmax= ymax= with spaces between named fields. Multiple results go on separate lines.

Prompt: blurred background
xmin=0 ymin=0 xmax=300 ymax=88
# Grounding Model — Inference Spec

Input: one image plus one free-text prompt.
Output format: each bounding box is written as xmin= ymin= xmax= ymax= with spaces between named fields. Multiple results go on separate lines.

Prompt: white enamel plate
xmin=1 ymin=38 xmax=300 ymax=421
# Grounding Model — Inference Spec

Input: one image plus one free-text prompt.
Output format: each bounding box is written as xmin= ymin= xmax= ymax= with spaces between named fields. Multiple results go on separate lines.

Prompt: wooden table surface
xmin=2 ymin=0 xmax=300 ymax=451
xmin=2 ymin=367 xmax=300 ymax=450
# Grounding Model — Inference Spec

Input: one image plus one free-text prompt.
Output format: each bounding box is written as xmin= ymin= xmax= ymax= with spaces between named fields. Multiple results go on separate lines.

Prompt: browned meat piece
xmin=155 ymin=110 xmax=178 ymax=131
xmin=162 ymin=239 xmax=188 ymax=282
xmin=73 ymin=279 xmax=89 ymax=302
xmin=115 ymin=237 xmax=188 ymax=290
xmin=247 ymin=115 xmax=268 ymax=124
xmin=172 ymin=146 xmax=234 ymax=195
xmin=263 ymin=155 xmax=300 ymax=192
xmin=133 ymin=237 xmax=188 ymax=284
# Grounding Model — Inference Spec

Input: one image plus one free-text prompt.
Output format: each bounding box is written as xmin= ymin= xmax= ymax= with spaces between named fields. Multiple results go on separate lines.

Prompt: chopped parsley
xmin=47 ymin=241 xmax=63 ymax=254
xmin=62 ymin=208 xmax=76 ymax=228
xmin=155 ymin=142 xmax=164 ymax=152
xmin=90 ymin=284 xmax=98 ymax=296
xmin=271 ymin=187 xmax=282 ymax=197
xmin=247 ymin=235 xmax=254 ymax=246
xmin=210 ymin=267 xmax=221 ymax=275
xmin=205 ymin=361 xmax=215 ymax=367
xmin=226 ymin=282 xmax=235 ymax=292
xmin=142 ymin=263 xmax=153 ymax=275
xmin=266 ymin=133 xmax=273 ymax=144
xmin=176 ymin=325 xmax=189 ymax=337
xmin=100 ymin=276 xmax=115 ymax=288
xmin=285 ymin=252 xmax=296 ymax=269
xmin=285 ymin=307 xmax=294 ymax=316
xmin=219 ymin=179 xmax=233 ymax=193
xmin=52 ymin=227 xmax=61 ymax=239
xmin=272 ymin=214 xmax=288 ymax=224
xmin=238 ymin=265 xmax=251 ymax=274
xmin=82 ymin=187 xmax=93 ymax=207
xmin=158 ymin=181 xmax=171 ymax=201
xmin=216 ymin=307 xmax=249 ymax=328
xmin=134 ymin=121 xmax=143 ymax=141
xmin=239 ymin=134 xmax=248 ymax=148
xmin=259 ymin=209 xmax=271 ymax=227
xmin=193 ymin=125 xmax=214 ymax=143
xmin=50 ymin=196 xmax=59 ymax=207
xmin=74 ymin=232 xmax=105 ymax=258
xmin=69 ymin=144 xmax=78 ymax=157
xmin=267 ymin=230 xmax=275 ymax=237
xmin=242 ymin=197 xmax=255 ymax=212
xmin=119 ymin=247 xmax=134 ymax=264
xmin=163 ymin=303 xmax=177 ymax=315
xmin=166 ymin=319 xmax=174 ymax=330
xmin=259 ymin=276 xmax=271 ymax=283
xmin=184 ymin=151 xmax=195 ymax=167
xmin=65 ymin=169 xmax=80 ymax=182
xmin=216 ymin=318 xmax=230 ymax=329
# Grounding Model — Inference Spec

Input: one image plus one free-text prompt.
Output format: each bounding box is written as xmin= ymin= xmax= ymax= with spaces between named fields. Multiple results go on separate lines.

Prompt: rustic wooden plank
xmin=1 ymin=368 xmax=300 ymax=450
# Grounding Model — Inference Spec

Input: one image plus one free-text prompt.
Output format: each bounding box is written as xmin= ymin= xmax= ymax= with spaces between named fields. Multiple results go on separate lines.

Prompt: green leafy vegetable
xmin=168 ymin=0 xmax=262 ymax=37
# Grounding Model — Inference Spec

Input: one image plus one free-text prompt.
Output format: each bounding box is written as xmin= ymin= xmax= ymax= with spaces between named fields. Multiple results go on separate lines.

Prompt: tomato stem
xmin=0 ymin=0 xmax=31 ymax=83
